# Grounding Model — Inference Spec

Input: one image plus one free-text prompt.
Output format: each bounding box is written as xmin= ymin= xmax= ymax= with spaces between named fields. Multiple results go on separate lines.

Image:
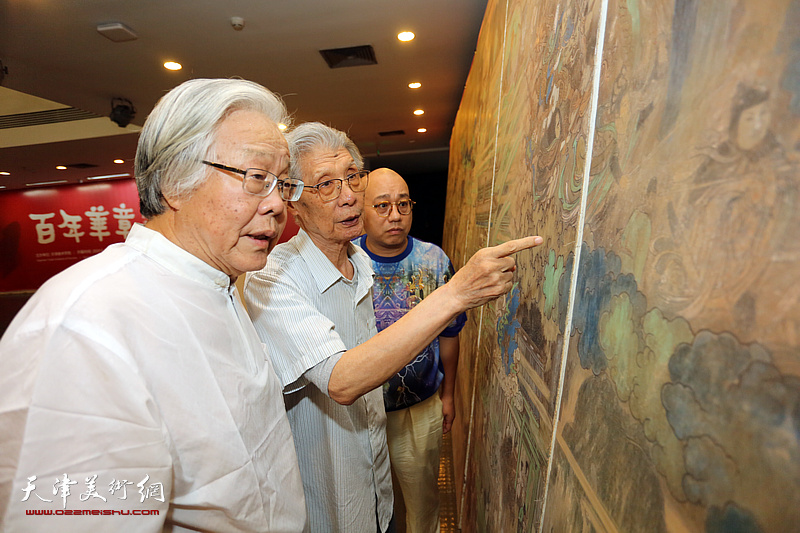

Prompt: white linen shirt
xmin=0 ymin=223 xmax=305 ymax=532
xmin=244 ymin=229 xmax=393 ymax=533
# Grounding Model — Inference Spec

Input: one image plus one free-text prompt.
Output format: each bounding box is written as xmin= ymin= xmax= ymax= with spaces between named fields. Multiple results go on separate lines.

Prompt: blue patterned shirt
xmin=356 ymin=235 xmax=466 ymax=411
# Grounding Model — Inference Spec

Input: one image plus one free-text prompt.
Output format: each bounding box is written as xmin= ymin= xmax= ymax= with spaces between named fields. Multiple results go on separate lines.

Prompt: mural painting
xmin=445 ymin=0 xmax=514 ymax=513
xmin=445 ymin=0 xmax=800 ymax=531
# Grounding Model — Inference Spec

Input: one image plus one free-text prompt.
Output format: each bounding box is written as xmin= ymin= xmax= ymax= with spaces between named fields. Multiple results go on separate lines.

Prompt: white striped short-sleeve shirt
xmin=244 ymin=229 xmax=393 ymax=533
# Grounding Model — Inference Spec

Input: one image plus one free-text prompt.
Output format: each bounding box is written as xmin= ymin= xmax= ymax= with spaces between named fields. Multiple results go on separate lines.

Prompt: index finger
xmin=492 ymin=236 xmax=544 ymax=257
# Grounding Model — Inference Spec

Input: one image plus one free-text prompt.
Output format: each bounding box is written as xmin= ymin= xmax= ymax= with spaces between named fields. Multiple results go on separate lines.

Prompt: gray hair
xmin=284 ymin=122 xmax=363 ymax=182
xmin=135 ymin=78 xmax=291 ymax=218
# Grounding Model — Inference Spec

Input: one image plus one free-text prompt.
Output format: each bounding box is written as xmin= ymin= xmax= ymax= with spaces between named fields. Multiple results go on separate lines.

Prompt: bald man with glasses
xmin=356 ymin=167 xmax=462 ymax=533
xmin=244 ymin=122 xmax=543 ymax=533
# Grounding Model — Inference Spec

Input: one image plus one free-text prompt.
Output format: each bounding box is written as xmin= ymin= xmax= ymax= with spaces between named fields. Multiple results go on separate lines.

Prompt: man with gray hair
xmin=0 ymin=78 xmax=306 ymax=531
xmin=244 ymin=122 xmax=543 ymax=532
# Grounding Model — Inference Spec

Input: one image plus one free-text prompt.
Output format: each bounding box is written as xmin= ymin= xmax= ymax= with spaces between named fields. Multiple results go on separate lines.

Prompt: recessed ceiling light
xmin=408 ymin=82 xmax=421 ymax=89
xmin=278 ymin=123 xmax=287 ymax=131
xmin=113 ymin=159 xmax=125 ymax=164
xmin=417 ymin=128 xmax=427 ymax=133
xmin=413 ymin=109 xmax=424 ymax=116
xmin=164 ymin=61 xmax=182 ymax=71
xmin=397 ymin=31 xmax=415 ymax=42
xmin=56 ymin=165 xmax=67 ymax=170
xmin=0 ymin=171 xmax=9 ymax=176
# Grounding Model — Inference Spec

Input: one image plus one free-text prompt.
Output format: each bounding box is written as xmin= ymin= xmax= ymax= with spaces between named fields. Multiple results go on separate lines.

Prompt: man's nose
xmin=258 ymin=186 xmax=286 ymax=215
xmin=387 ymin=204 xmax=402 ymax=221
xmin=338 ymin=179 xmax=357 ymax=204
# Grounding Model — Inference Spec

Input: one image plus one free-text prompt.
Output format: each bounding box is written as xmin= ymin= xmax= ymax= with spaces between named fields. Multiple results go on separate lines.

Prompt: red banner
xmin=281 ymin=212 xmax=300 ymax=244
xmin=0 ymin=179 xmax=301 ymax=293
xmin=0 ymin=180 xmax=145 ymax=292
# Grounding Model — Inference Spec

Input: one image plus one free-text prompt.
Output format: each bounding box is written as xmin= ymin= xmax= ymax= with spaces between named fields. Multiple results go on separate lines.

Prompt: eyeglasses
xmin=303 ymin=170 xmax=369 ymax=202
xmin=371 ymin=200 xmax=416 ymax=217
xmin=202 ymin=160 xmax=305 ymax=201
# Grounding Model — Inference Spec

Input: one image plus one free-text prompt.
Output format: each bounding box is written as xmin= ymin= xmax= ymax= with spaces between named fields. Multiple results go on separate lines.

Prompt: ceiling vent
xmin=64 ymin=163 xmax=99 ymax=169
xmin=97 ymin=22 xmax=138 ymax=42
xmin=0 ymin=108 xmax=99 ymax=130
xmin=378 ymin=130 xmax=405 ymax=137
xmin=319 ymin=45 xmax=377 ymax=68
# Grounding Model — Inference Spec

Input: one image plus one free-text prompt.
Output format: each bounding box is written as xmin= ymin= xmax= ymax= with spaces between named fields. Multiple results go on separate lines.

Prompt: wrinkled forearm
xmin=328 ymin=283 xmax=463 ymax=404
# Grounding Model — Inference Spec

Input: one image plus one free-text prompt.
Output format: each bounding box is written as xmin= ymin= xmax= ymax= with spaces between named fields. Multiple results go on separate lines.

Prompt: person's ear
xmin=161 ymin=191 xmax=181 ymax=211
xmin=287 ymin=201 xmax=302 ymax=227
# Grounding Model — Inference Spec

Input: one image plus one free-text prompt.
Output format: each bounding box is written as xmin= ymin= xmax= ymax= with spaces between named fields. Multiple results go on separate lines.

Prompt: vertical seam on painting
xmin=459 ymin=0 xmax=511 ymax=529
xmin=537 ymin=0 xmax=609 ymax=530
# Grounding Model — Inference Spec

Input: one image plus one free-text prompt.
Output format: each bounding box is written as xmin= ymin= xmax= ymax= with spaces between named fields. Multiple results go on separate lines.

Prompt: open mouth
xmin=248 ymin=232 xmax=274 ymax=243
xmin=340 ymin=214 xmax=360 ymax=227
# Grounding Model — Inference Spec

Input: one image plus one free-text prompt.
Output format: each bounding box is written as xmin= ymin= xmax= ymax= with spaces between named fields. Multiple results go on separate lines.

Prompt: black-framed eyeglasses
xmin=202 ymin=160 xmax=305 ymax=201
xmin=303 ymin=170 xmax=369 ymax=202
xmin=371 ymin=200 xmax=416 ymax=217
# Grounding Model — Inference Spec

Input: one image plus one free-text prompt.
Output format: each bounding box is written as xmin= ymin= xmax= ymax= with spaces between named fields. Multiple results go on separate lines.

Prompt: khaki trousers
xmin=386 ymin=392 xmax=443 ymax=533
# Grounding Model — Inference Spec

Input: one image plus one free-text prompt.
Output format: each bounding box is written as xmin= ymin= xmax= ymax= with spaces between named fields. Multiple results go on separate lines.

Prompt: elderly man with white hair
xmin=245 ymin=122 xmax=543 ymax=533
xmin=0 ymin=78 xmax=306 ymax=532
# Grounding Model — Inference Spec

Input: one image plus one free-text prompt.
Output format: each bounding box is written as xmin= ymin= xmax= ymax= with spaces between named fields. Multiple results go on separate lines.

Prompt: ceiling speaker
xmin=109 ymin=98 xmax=136 ymax=128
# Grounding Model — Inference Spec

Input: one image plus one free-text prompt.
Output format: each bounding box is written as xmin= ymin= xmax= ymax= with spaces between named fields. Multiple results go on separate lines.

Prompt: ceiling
xmin=0 ymin=0 xmax=488 ymax=191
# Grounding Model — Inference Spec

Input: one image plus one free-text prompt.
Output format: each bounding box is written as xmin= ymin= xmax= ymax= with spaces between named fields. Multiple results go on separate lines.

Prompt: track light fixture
xmin=109 ymin=98 xmax=136 ymax=128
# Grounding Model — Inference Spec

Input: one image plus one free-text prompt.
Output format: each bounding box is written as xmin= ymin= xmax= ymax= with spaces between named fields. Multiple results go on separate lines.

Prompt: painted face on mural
xmin=736 ymin=100 xmax=771 ymax=151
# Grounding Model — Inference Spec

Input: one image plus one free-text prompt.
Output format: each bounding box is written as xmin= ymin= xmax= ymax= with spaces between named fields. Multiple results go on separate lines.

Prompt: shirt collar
xmin=356 ymin=234 xmax=414 ymax=263
xmin=126 ymin=223 xmax=235 ymax=294
xmin=294 ymin=229 xmax=373 ymax=294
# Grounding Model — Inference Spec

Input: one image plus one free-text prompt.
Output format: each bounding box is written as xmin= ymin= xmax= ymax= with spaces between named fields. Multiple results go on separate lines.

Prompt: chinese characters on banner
xmin=0 ymin=180 xmax=146 ymax=292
